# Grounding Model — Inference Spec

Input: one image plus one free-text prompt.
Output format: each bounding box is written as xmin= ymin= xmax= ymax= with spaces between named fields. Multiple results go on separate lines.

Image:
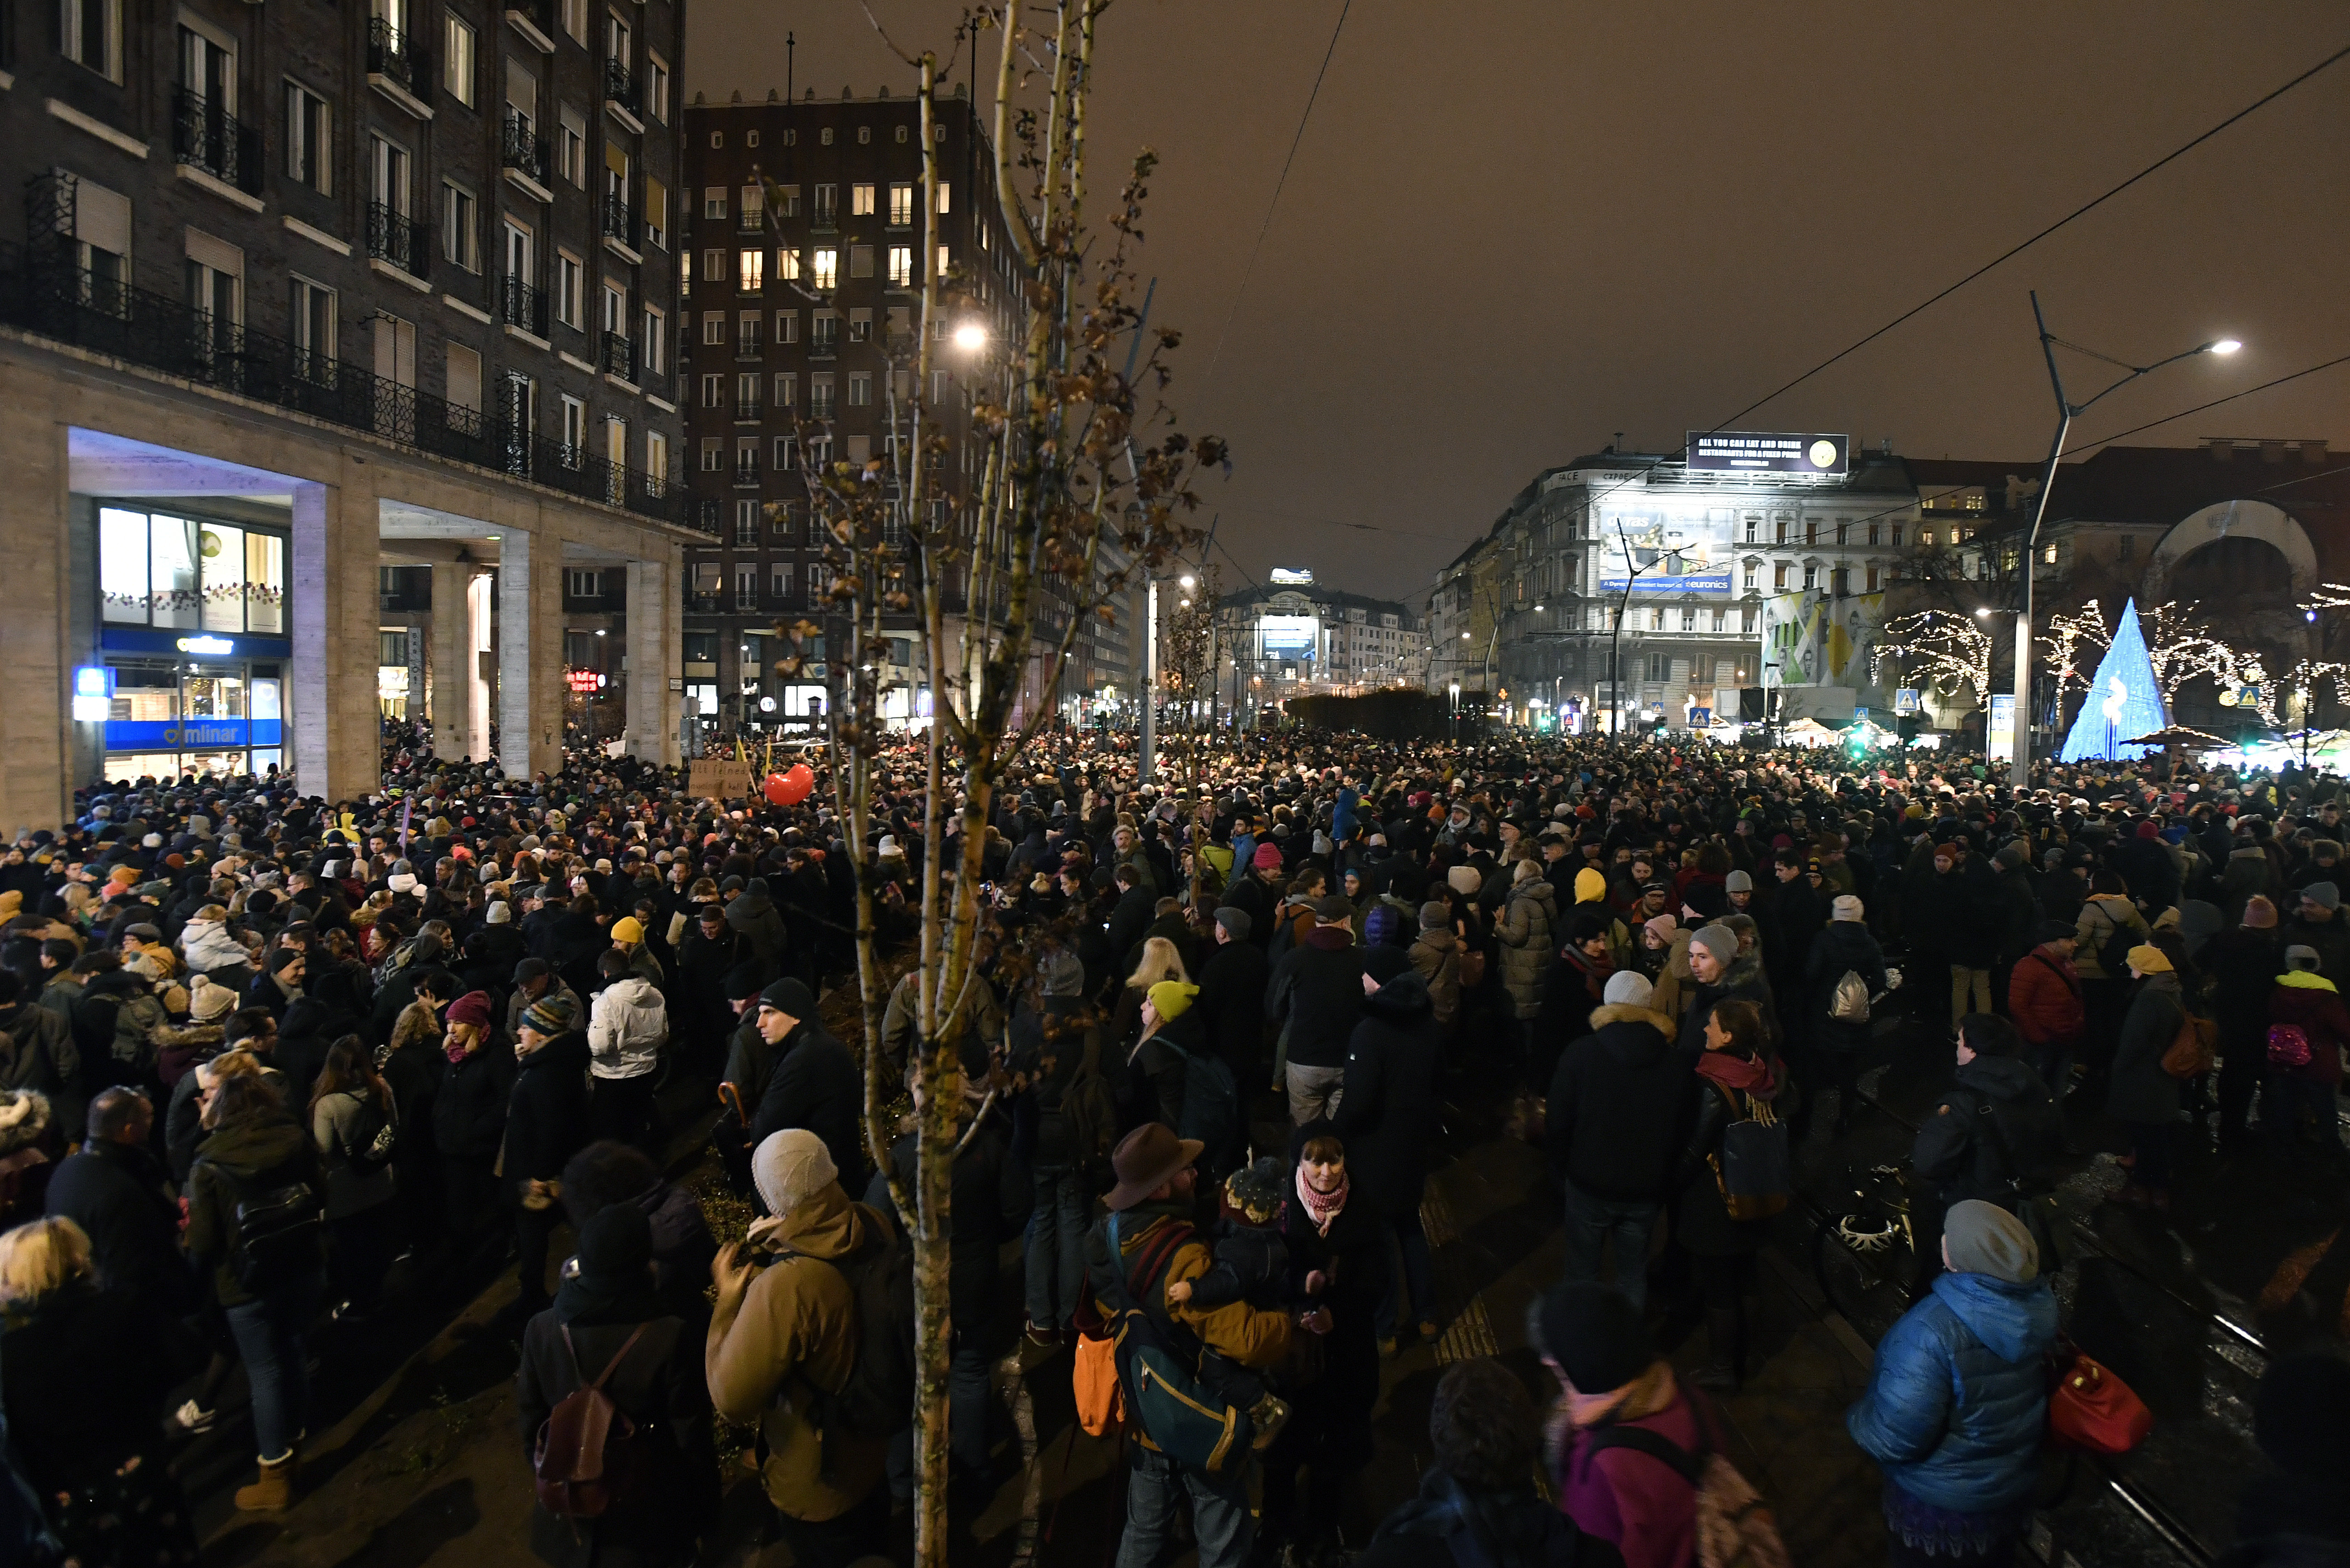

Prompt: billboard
xmin=1686 ymin=431 xmax=1850 ymax=476
xmin=1761 ymin=590 xmax=1885 ymax=688
xmin=1267 ymin=567 xmax=1315 ymax=586
xmin=1595 ymin=515 xmax=1734 ymax=597
xmin=1259 ymin=615 xmax=1318 ymax=657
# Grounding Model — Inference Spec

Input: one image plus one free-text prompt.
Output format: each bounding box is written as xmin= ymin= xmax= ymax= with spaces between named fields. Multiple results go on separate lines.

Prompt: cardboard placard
xmin=688 ymin=759 xmax=755 ymax=801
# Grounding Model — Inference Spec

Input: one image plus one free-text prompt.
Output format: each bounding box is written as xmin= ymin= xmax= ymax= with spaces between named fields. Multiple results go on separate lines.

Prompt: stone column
xmin=624 ymin=550 xmax=679 ymax=764
xmin=289 ymin=469 xmax=380 ymax=803
xmin=0 ymin=403 xmax=71 ymax=831
xmin=497 ymin=520 xmax=563 ymax=778
xmin=430 ymin=559 xmax=488 ymax=759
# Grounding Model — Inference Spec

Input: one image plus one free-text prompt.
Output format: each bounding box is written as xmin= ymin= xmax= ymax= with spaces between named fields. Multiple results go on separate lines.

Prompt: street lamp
xmin=951 ymin=321 xmax=987 ymax=351
xmin=2009 ymin=292 xmax=2238 ymax=774
xmin=1449 ymin=681 xmax=1460 ymax=742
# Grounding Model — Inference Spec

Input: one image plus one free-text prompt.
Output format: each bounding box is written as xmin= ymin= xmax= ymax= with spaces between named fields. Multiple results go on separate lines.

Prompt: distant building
xmin=1211 ymin=569 xmax=1424 ymax=721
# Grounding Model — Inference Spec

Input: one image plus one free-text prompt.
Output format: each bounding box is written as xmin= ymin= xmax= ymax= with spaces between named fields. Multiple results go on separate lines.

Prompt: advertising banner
xmin=1686 ymin=431 xmax=1850 ymax=475
xmin=1259 ymin=615 xmax=1318 ymax=656
xmin=103 ymin=718 xmax=282 ymax=749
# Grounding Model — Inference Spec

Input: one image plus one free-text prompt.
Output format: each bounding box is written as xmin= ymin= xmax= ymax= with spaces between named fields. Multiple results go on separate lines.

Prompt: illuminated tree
xmin=1872 ymin=610 xmax=1993 ymax=707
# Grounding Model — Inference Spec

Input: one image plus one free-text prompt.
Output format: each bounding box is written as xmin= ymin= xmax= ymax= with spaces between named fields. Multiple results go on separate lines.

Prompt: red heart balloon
xmin=762 ymin=773 xmax=793 ymax=806
xmin=775 ymin=763 xmax=815 ymax=806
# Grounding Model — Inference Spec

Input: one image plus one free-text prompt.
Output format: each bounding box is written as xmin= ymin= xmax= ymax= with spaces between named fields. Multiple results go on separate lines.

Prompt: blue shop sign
xmin=100 ymin=627 xmax=292 ymax=659
xmin=104 ymin=718 xmax=284 ymax=750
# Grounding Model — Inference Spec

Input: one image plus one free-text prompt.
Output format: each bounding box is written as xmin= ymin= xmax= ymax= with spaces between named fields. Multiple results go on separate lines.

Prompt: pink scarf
xmin=1295 ymin=1165 xmax=1349 ymax=1235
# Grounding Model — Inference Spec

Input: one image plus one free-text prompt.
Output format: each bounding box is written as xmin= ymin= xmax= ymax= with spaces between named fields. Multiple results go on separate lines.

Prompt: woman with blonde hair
xmin=0 ymin=1215 xmax=199 ymax=1566
xmin=1113 ymin=935 xmax=1192 ymax=1045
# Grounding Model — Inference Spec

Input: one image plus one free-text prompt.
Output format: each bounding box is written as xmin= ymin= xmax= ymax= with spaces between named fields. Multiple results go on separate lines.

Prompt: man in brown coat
xmin=706 ymin=1129 xmax=891 ymax=1566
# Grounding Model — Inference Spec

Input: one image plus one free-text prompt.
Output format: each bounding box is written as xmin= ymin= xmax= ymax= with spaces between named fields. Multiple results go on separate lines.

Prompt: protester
xmin=1673 ymin=997 xmax=1781 ymax=1390
xmin=1530 ymin=1281 xmax=1706 ymax=1568
xmin=1546 ymin=970 xmax=1684 ymax=1312
xmin=2109 ymin=945 xmax=2187 ymax=1211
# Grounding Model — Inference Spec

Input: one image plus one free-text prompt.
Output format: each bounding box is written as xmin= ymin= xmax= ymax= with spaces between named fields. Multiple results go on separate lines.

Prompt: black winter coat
xmin=1330 ymin=971 xmax=1442 ymax=1222
xmin=1545 ymin=1003 xmax=1691 ymax=1204
xmin=1194 ymin=937 xmax=1271 ymax=1078
xmin=750 ymin=1016 xmax=867 ymax=1190
xmin=1806 ymin=919 xmax=1888 ymax=1054
xmin=44 ymin=1137 xmax=190 ymax=1309
xmin=1 ymin=1283 xmax=185 ymax=1504
xmin=434 ymin=1041 xmax=518 ymax=1160
xmin=868 ymin=1106 xmax=1031 ymax=1337
xmin=1672 ymin=1070 xmax=1780 ymax=1258
xmin=1268 ymin=927 xmax=1366 ymax=1071
xmin=507 ymin=1031 xmax=593 ymax=1186
xmin=1912 ymin=1054 xmax=2058 ymax=1208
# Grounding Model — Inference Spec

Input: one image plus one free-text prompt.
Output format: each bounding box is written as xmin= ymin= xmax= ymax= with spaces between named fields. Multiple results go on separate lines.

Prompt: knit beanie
xmin=1643 ymin=913 xmax=1677 ymax=943
xmin=1943 ymin=1198 xmax=2038 ymax=1283
xmin=1251 ymin=843 xmax=1283 ymax=870
xmin=1831 ymin=894 xmax=1864 ymax=922
xmin=2244 ymin=895 xmax=2279 ymax=930
xmin=573 ymin=1204 xmax=653 ymax=1292
xmin=188 ymin=974 xmax=236 ymax=1021
xmin=1575 ymin=867 xmax=1608 ymax=903
xmin=2305 ymin=882 xmax=2341 ymax=912
xmin=752 ymin=1128 xmax=838 ymax=1218
xmin=1690 ymin=924 xmax=1738 ymax=964
xmin=1419 ymin=900 xmax=1450 ymax=931
xmin=1447 ymin=865 xmax=1482 ymax=896
xmin=2123 ymin=944 xmax=2171 ymax=975
xmin=446 ymin=991 xmax=494 ymax=1028
xmin=1723 ymin=870 xmax=1753 ymax=894
xmin=1527 ymin=1282 xmax=1652 ymax=1394
xmin=1147 ymin=980 xmax=1198 ymax=1020
xmin=1603 ymin=971 xmax=1653 ymax=1008
xmin=1223 ymin=1156 xmax=1287 ymax=1227
xmin=523 ymin=994 xmax=579 ymax=1035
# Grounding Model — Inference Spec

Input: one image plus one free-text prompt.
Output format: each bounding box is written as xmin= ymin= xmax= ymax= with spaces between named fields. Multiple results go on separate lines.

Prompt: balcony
xmin=170 ymin=88 xmax=263 ymax=200
xmin=367 ymin=18 xmax=433 ymax=117
xmin=809 ymin=333 xmax=838 ymax=362
xmin=504 ymin=0 xmax=556 ymax=52
xmin=810 ymin=202 xmax=838 ymax=233
xmin=500 ymin=110 xmax=552 ymax=202
xmin=805 ymin=399 xmax=835 ymax=421
xmin=603 ymin=60 xmax=643 ymax=132
xmin=734 ymin=324 xmax=762 ymax=358
xmin=499 ymin=274 xmax=549 ymax=341
xmin=366 ymin=202 xmax=430 ymax=286
xmin=0 ymin=236 xmax=706 ymax=534
xmin=733 ymin=460 xmax=761 ymax=487
xmin=601 ymin=192 xmax=640 ymax=263
xmin=599 ymin=330 xmax=636 ymax=385
xmin=734 ymin=397 xmax=762 ymax=423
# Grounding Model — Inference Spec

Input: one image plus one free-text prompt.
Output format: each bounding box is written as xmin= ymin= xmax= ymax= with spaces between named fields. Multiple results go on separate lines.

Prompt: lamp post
xmin=1449 ymin=681 xmax=1460 ymax=742
xmin=2010 ymin=292 xmax=2237 ymax=776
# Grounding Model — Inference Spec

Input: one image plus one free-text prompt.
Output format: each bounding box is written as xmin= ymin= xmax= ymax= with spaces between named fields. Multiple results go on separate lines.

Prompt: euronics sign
xmin=1259 ymin=615 xmax=1318 ymax=656
xmin=1686 ymin=431 xmax=1850 ymax=476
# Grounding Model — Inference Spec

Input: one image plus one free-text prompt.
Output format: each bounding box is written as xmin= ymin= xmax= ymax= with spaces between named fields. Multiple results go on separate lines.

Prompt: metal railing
xmin=367 ymin=18 xmax=428 ymax=99
xmin=500 ymin=274 xmax=548 ymax=337
xmin=810 ymin=200 xmax=838 ymax=231
xmin=504 ymin=0 xmax=556 ymax=42
xmin=599 ymin=330 xmax=635 ymax=382
xmin=367 ymin=202 xmax=429 ymax=280
xmin=601 ymin=192 xmax=636 ymax=252
xmin=733 ymin=459 xmax=761 ymax=487
xmin=805 ymin=399 xmax=835 ymax=420
xmin=500 ymin=109 xmax=548 ymax=185
xmin=735 ymin=322 xmax=762 ymax=356
xmin=809 ymin=333 xmax=837 ymax=360
xmin=1 ymin=241 xmax=708 ymax=533
xmin=603 ymin=59 xmax=638 ymax=115
xmin=171 ymin=87 xmax=262 ymax=195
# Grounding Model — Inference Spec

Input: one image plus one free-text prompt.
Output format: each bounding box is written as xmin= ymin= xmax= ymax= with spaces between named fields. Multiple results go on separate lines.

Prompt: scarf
xmin=1296 ymin=1164 xmax=1348 ymax=1235
xmin=445 ymin=1036 xmax=476 ymax=1066
xmin=1557 ymin=1358 xmax=1680 ymax=1433
xmin=1564 ymin=943 xmax=1613 ymax=1002
xmin=1695 ymin=1047 xmax=1777 ymax=1099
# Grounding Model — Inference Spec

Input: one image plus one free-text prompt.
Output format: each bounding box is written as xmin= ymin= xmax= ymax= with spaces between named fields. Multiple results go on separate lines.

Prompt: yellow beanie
xmin=2124 ymin=944 xmax=2171 ymax=975
xmin=1574 ymin=868 xmax=1608 ymax=904
xmin=1147 ymin=980 xmax=1198 ymax=1020
xmin=610 ymin=916 xmax=644 ymax=945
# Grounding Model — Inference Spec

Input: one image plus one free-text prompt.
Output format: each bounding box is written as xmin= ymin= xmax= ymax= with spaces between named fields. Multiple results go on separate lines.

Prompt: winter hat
xmin=1943 ymin=1198 xmax=2038 ymax=1283
xmin=1146 ymin=980 xmax=1198 ymax=1020
xmin=267 ymin=946 xmax=305 ymax=976
xmin=446 ymin=991 xmax=494 ymax=1028
xmin=757 ymin=978 xmax=818 ymax=1019
xmin=1574 ymin=868 xmax=1608 ymax=903
xmin=1528 ymin=1282 xmax=1653 ymax=1394
xmin=2244 ymin=895 xmax=2279 ymax=930
xmin=1447 ymin=865 xmax=1482 ymax=896
xmin=1831 ymin=894 xmax=1864 ymax=922
xmin=1723 ymin=870 xmax=1753 ymax=894
xmin=1365 ymin=945 xmax=1412 ymax=985
xmin=1603 ymin=971 xmax=1654 ymax=1008
xmin=2304 ymin=882 xmax=2341 ymax=911
xmin=2251 ymin=1350 xmax=2350 ymax=1482
xmin=187 ymin=974 xmax=236 ymax=1022
xmin=2036 ymin=920 xmax=2076 ymax=945
xmin=573 ymin=1203 xmax=654 ymax=1292
xmin=1039 ymin=949 xmax=1085 ymax=997
xmin=751 ymin=1128 xmax=838 ymax=1219
xmin=2124 ymin=944 xmax=2172 ymax=975
xmin=522 ymin=994 xmax=579 ymax=1036
xmin=1251 ymin=843 xmax=1284 ymax=870
xmin=2136 ymin=820 xmax=2161 ymax=840
xmin=1419 ymin=900 xmax=1450 ymax=931
xmin=610 ymin=916 xmax=644 ymax=945
xmin=485 ymin=900 xmax=512 ymax=924
xmin=2285 ymin=945 xmax=2321 ymax=972
xmin=1222 ymin=1157 xmax=1287 ymax=1227
xmin=1690 ymin=924 xmax=1738 ymax=965
xmin=1994 ymin=842 xmax=2028 ymax=870
xmin=1213 ymin=907 xmax=1253 ymax=941
xmin=1642 ymin=913 xmax=1677 ymax=943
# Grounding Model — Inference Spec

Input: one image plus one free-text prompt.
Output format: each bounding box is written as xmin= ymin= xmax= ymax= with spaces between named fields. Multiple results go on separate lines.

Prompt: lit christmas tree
xmin=2058 ymin=598 xmax=2171 ymax=762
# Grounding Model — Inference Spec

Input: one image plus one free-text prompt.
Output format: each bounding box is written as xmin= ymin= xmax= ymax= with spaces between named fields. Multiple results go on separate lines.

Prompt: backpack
xmin=1829 ymin=969 xmax=1870 ymax=1024
xmin=1153 ymin=1031 xmax=1239 ymax=1160
xmin=2088 ymin=904 xmax=2137 ymax=978
xmin=1970 ymin=1083 xmax=2063 ymax=1195
xmin=336 ymin=1092 xmax=399 ymax=1176
xmin=1058 ymin=1026 xmax=1120 ymax=1179
xmin=1581 ymin=1401 xmax=1790 ymax=1568
xmin=216 ymin=1154 xmax=325 ymax=1292
xmin=2267 ymin=1023 xmax=2314 ymax=1070
xmin=1098 ymin=1213 xmax=1254 ymax=1474
xmin=1708 ymin=1085 xmax=1789 ymax=1222
xmin=795 ymin=1211 xmax=917 ymax=1473
xmin=532 ymin=1323 xmax=651 ymax=1523
xmin=2160 ymin=1013 xmax=2217 ymax=1079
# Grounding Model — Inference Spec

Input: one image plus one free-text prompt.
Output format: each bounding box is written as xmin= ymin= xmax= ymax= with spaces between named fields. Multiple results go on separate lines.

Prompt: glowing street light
xmin=951 ymin=321 xmax=987 ymax=351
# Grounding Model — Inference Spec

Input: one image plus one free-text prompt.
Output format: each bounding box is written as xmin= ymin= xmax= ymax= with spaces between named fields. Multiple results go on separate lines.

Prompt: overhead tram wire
xmin=1564 ymin=38 xmax=2350 ymax=526
xmin=1197 ymin=0 xmax=1351 ymax=393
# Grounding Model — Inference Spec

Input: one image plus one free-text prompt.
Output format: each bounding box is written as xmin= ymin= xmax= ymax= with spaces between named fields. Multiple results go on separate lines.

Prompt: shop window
xmin=99 ymin=506 xmax=285 ymax=632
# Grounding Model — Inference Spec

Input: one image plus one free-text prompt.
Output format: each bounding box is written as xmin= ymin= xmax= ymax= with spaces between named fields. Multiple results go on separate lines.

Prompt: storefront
xmin=92 ymin=504 xmax=291 ymax=780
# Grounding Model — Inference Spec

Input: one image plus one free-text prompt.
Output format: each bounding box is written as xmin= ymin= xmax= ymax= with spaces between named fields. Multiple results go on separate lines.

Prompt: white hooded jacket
xmin=587 ymin=975 xmax=667 ymax=1081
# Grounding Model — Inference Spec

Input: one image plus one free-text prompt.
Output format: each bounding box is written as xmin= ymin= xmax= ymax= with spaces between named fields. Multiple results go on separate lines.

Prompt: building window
xmin=63 ymin=0 xmax=121 ymax=78
xmin=1680 ymin=605 xmax=1696 ymax=631
xmin=887 ymin=246 xmax=912 ymax=287
xmin=809 ymin=374 xmax=834 ymax=417
xmin=99 ymin=508 xmax=289 ymax=633
xmin=773 ymin=184 xmax=800 ymax=217
xmin=771 ymin=564 xmax=792 ymax=599
xmin=738 ymin=248 xmax=763 ymax=291
xmin=1712 ymin=606 xmax=1727 ymax=632
xmin=1802 ymin=565 xmax=1818 ymax=590
xmin=2120 ymin=534 xmax=2135 ymax=559
xmin=937 ymin=245 xmax=951 ymax=277
xmin=561 ymin=0 xmax=586 ymax=43
xmin=776 ymin=248 xmax=800 ymax=282
xmin=1891 ymin=524 xmax=1904 ymax=546
xmin=701 ymin=248 xmax=724 ymax=282
xmin=774 ymin=436 xmax=795 ymax=470
xmin=812 ymin=248 xmax=838 ymax=290
xmin=773 ymin=371 xmax=795 ymax=408
xmin=555 ymin=251 xmax=584 ymax=328
xmin=1966 ymin=493 xmax=1986 ymax=511
xmin=1743 ymin=515 xmax=1759 ymax=543
xmin=937 ymin=182 xmax=951 ymax=214
xmin=888 ymin=183 xmax=913 ymax=226
xmin=642 ymin=306 xmax=666 ymax=375
xmin=703 ymin=186 xmax=726 ymax=220
xmin=645 ymin=52 xmax=669 ymax=122
xmin=774 ymin=310 xmax=797 ymax=343
xmin=813 ymin=182 xmax=837 ymax=222
xmin=851 ymin=182 xmax=875 ymax=216
xmin=699 ymin=372 xmax=722 ymax=407
xmin=1865 ymin=566 xmax=1880 ymax=592
xmin=559 ymin=395 xmax=585 ymax=462
xmin=441 ymin=184 xmax=478 ymax=270
xmin=566 ymin=567 xmax=601 ymax=598
xmin=733 ymin=502 xmax=758 ymax=546
xmin=736 ymin=370 xmax=760 ymax=413
xmin=290 ymin=275 xmax=335 ymax=375
xmin=645 ymin=430 xmax=667 ymax=486
xmin=1773 ymin=563 xmax=1789 ymax=591
xmin=1647 ymin=652 xmax=1670 ymax=683
xmin=700 ymin=312 xmax=724 ymax=346
xmin=735 ymin=437 xmax=759 ymax=482
xmin=847 ymin=308 xmax=871 ymax=342
xmin=2042 ymin=542 xmax=2058 ymax=565
xmin=849 ymin=244 xmax=873 ymax=279
xmin=559 ymin=108 xmax=587 ymax=186
xmin=1919 ymin=528 xmax=1936 ymax=547
xmin=1835 ymin=521 xmax=1849 ymax=545
xmin=285 ymin=83 xmax=332 ymax=193
xmin=443 ymin=14 xmax=476 ymax=105
xmin=1804 ymin=520 xmax=1818 ymax=546
xmin=736 ymin=309 xmax=760 ymax=349
xmin=847 ymin=373 xmax=871 ymax=407
xmin=1774 ymin=519 xmax=1789 ymax=545
xmin=643 ymin=178 xmax=668 ymax=249
xmin=1741 ymin=563 xmax=1757 ymax=594
xmin=699 ymin=437 xmax=721 ymax=471
xmin=369 ymin=133 xmax=411 ymax=217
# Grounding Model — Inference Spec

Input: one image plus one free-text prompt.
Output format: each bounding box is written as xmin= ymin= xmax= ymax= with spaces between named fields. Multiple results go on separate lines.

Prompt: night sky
xmin=686 ymin=3 xmax=2350 ymax=604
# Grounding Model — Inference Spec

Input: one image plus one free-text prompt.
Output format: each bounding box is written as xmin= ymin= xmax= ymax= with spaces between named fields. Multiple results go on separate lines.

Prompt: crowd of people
xmin=0 ymin=717 xmax=2344 ymax=1568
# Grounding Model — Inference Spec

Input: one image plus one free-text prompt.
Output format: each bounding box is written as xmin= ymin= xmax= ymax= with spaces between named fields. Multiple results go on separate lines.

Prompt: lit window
xmin=851 ymin=182 xmax=875 ymax=216
xmin=936 ymin=182 xmax=951 ymax=214
xmin=937 ymin=245 xmax=951 ymax=278
xmin=443 ymin=15 xmax=476 ymax=105
xmin=887 ymin=246 xmax=912 ymax=286
xmin=812 ymin=248 xmax=837 ymax=289
xmin=2042 ymin=543 xmax=2058 ymax=565
xmin=888 ymin=183 xmax=913 ymax=225
xmin=1920 ymin=529 xmax=1936 ymax=546
xmin=776 ymin=248 xmax=800 ymax=282
xmin=1966 ymin=494 xmax=1986 ymax=511
xmin=738 ymin=249 xmax=763 ymax=291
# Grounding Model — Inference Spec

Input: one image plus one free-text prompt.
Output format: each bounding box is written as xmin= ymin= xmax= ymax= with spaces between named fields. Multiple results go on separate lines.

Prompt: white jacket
xmin=587 ymin=975 xmax=667 ymax=1080
xmin=180 ymin=916 xmax=254 ymax=974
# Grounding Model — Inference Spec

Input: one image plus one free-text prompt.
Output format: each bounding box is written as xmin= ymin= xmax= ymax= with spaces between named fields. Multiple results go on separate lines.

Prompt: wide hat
xmin=1104 ymin=1123 xmax=1203 ymax=1212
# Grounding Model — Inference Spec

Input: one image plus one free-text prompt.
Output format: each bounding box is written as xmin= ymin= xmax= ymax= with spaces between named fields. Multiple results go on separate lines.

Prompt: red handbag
xmin=2047 ymin=1339 xmax=2152 ymax=1455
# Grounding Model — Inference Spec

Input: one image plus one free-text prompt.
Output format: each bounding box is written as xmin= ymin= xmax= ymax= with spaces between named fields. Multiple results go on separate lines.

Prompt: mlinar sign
xmin=1686 ymin=431 xmax=1849 ymax=476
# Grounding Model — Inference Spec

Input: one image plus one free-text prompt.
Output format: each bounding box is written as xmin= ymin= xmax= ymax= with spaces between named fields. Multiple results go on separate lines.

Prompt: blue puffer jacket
xmin=1846 ymin=1269 xmax=2059 ymax=1512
